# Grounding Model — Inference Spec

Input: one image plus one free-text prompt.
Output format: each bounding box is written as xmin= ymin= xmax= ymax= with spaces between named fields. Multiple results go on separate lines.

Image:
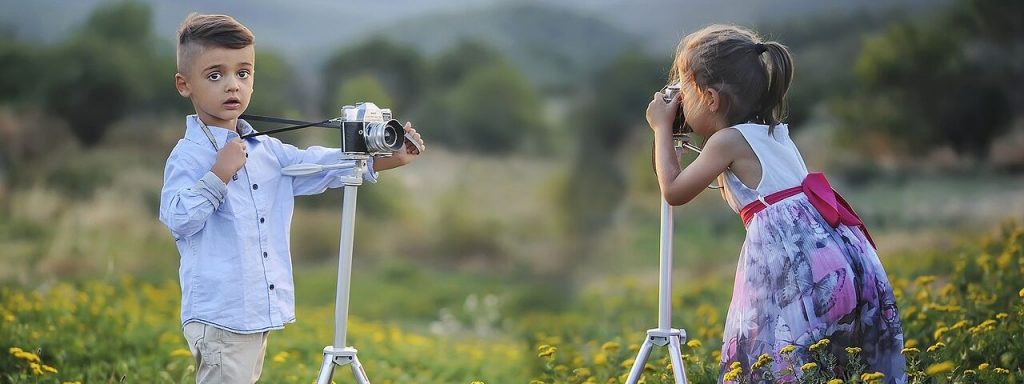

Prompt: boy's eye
xmin=238 ymin=70 xmax=251 ymax=79
xmin=207 ymin=72 xmax=221 ymax=81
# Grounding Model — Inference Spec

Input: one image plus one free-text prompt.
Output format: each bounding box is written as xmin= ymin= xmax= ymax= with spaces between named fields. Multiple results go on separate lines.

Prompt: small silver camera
xmin=339 ymin=102 xmax=405 ymax=155
xmin=660 ymin=82 xmax=688 ymax=136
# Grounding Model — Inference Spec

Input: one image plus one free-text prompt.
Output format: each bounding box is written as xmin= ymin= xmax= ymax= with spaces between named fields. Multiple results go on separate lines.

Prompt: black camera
xmin=339 ymin=102 xmax=405 ymax=155
xmin=661 ymin=82 xmax=689 ymax=137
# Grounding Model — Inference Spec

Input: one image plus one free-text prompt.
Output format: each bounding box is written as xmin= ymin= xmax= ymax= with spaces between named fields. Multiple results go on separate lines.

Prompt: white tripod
xmin=282 ymin=155 xmax=373 ymax=384
xmin=625 ymin=137 xmax=691 ymax=384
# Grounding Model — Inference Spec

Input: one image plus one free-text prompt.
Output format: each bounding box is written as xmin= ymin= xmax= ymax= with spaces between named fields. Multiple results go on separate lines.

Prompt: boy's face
xmin=175 ymin=45 xmax=255 ymax=130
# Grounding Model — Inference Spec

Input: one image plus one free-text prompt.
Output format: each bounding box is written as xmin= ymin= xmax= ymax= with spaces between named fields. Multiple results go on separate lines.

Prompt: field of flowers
xmin=2 ymin=222 xmax=1022 ymax=383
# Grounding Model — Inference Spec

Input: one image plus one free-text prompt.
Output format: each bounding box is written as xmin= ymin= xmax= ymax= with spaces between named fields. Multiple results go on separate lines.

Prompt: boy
xmin=159 ymin=13 xmax=424 ymax=383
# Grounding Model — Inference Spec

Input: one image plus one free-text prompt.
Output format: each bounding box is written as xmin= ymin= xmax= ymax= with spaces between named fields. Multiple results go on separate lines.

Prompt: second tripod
xmin=625 ymin=139 xmax=691 ymax=384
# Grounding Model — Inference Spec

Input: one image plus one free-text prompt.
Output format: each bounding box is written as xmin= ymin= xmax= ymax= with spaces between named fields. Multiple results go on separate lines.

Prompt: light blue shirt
xmin=159 ymin=115 xmax=377 ymax=333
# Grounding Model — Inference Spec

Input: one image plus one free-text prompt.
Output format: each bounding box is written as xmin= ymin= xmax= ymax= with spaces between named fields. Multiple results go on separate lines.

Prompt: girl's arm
xmin=653 ymin=129 xmax=738 ymax=205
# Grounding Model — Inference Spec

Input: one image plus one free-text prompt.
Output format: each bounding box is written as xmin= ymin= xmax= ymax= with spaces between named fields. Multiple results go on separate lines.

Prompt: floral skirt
xmin=719 ymin=196 xmax=905 ymax=383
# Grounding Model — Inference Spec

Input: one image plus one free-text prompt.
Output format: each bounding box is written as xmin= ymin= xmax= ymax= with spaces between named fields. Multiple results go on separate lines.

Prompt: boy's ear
xmin=175 ymin=73 xmax=191 ymax=98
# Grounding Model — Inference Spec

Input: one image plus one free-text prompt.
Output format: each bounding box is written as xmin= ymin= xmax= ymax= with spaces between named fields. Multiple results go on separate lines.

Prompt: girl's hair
xmin=671 ymin=25 xmax=794 ymax=130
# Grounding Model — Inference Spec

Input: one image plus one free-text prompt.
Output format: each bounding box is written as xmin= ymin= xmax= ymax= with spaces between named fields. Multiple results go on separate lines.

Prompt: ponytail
xmin=753 ymin=41 xmax=794 ymax=130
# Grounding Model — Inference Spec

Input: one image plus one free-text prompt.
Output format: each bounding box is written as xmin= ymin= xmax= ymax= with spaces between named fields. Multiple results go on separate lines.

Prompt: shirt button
xmin=232 ymin=174 xmax=238 ymax=181
xmin=252 ymin=183 xmax=258 ymax=190
xmin=263 ymin=252 xmax=268 ymax=258
xmin=260 ymin=217 xmax=265 ymax=224
xmin=269 ymin=284 xmax=275 ymax=290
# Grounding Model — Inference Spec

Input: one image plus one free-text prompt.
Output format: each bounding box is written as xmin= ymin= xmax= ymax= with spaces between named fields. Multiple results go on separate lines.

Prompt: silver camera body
xmin=339 ymin=102 xmax=404 ymax=155
xmin=661 ymin=82 xmax=688 ymax=137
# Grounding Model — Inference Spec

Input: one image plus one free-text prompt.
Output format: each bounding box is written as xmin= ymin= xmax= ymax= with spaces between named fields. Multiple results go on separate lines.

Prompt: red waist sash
xmin=739 ymin=172 xmax=876 ymax=248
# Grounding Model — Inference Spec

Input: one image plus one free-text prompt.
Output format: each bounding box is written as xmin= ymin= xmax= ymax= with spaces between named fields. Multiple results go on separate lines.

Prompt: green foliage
xmin=837 ymin=0 xmax=1018 ymax=159
xmin=433 ymin=63 xmax=548 ymax=153
xmin=321 ymin=37 xmax=426 ymax=114
xmin=246 ymin=50 xmax=301 ymax=117
xmin=334 ymin=73 xmax=394 ymax=110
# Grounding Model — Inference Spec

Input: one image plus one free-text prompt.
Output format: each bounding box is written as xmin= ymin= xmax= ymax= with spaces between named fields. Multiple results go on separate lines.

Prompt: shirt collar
xmin=184 ymin=115 xmax=259 ymax=149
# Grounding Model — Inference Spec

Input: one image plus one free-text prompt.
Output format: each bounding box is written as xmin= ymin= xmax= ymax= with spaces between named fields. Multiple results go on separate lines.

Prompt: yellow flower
xmin=995 ymin=313 xmax=1008 ymax=320
xmin=994 ymin=368 xmax=1010 ymax=374
xmin=601 ymin=341 xmax=620 ymax=352
xmin=780 ymin=344 xmax=797 ymax=355
xmin=925 ymin=361 xmax=955 ymax=376
xmin=471 ymin=381 xmax=485 ymax=384
xmin=861 ymin=372 xmax=885 ymax=381
xmin=29 ymin=362 xmax=43 ymax=375
xmin=926 ymin=342 xmax=945 ymax=353
xmin=14 ymin=350 xmax=41 ymax=363
xmin=751 ymin=353 xmax=773 ymax=370
xmin=63 ymin=382 xmax=82 ymax=384
xmin=933 ymin=326 xmax=948 ymax=340
xmin=902 ymin=347 xmax=920 ymax=355
xmin=828 ymin=380 xmax=843 ymax=384
xmin=730 ymin=361 xmax=741 ymax=370
xmin=801 ymin=362 xmax=818 ymax=372
xmin=978 ymin=363 xmax=990 ymax=371
xmin=951 ymin=320 xmax=969 ymax=330
xmin=8 ymin=347 xmax=23 ymax=355
xmin=723 ymin=366 xmax=743 ymax=382
xmin=41 ymin=364 xmax=58 ymax=374
xmin=572 ymin=368 xmax=591 ymax=377
xmin=272 ymin=351 xmax=289 ymax=363
xmin=592 ymin=352 xmax=607 ymax=365
xmin=845 ymin=347 xmax=862 ymax=355
xmin=1019 ymin=287 xmax=1024 ymax=298
xmin=686 ymin=339 xmax=702 ymax=349
xmin=809 ymin=339 xmax=830 ymax=352
xmin=170 ymin=348 xmax=192 ymax=358
xmin=537 ymin=345 xmax=556 ymax=358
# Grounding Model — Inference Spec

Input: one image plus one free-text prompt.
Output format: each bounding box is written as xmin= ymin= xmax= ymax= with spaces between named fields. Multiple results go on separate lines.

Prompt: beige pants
xmin=183 ymin=322 xmax=268 ymax=384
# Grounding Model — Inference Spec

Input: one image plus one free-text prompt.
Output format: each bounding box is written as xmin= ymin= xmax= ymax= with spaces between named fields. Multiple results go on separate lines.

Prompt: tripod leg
xmin=667 ymin=336 xmax=688 ymax=384
xmin=350 ymin=355 xmax=370 ymax=384
xmin=625 ymin=339 xmax=655 ymax=384
xmin=315 ymin=354 xmax=336 ymax=384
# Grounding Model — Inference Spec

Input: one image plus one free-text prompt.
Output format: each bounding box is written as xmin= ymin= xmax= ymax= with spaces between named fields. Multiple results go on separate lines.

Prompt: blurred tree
xmin=334 ymin=73 xmax=394 ymax=111
xmin=247 ymin=50 xmax=301 ymax=117
xmin=0 ymin=39 xmax=41 ymax=104
xmin=38 ymin=1 xmax=155 ymax=147
xmin=321 ymin=37 xmax=425 ymax=115
xmin=431 ymin=39 xmax=505 ymax=86
xmin=430 ymin=63 xmax=548 ymax=153
xmin=836 ymin=0 xmax=1019 ymax=160
xmin=556 ymin=52 xmax=665 ymax=268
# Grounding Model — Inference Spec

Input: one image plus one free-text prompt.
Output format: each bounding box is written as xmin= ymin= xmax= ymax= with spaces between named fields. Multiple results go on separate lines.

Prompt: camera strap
xmin=238 ymin=114 xmax=338 ymax=139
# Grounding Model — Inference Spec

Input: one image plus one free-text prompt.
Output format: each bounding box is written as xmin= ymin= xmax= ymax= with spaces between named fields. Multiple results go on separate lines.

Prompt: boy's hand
xmin=212 ymin=138 xmax=247 ymax=183
xmin=373 ymin=122 xmax=425 ymax=172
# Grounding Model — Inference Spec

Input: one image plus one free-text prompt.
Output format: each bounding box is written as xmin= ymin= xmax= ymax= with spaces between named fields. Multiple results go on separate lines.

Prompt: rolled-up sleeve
xmin=275 ymin=143 xmax=379 ymax=196
xmin=159 ymin=154 xmax=226 ymax=239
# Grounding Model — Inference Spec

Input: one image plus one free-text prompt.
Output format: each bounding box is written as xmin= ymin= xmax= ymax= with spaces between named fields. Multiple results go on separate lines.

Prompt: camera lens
xmin=363 ymin=119 xmax=404 ymax=152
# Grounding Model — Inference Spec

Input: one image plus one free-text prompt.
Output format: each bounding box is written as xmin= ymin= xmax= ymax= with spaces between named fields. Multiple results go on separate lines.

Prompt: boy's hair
xmin=671 ymin=25 xmax=794 ymax=129
xmin=176 ymin=13 xmax=255 ymax=73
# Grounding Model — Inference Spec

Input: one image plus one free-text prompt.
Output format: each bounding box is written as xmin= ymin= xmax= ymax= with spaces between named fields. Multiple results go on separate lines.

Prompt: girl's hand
xmin=646 ymin=91 xmax=679 ymax=133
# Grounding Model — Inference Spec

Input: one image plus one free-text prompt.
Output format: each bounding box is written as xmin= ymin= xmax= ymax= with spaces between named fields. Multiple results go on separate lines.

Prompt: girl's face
xmin=679 ymin=79 xmax=724 ymax=138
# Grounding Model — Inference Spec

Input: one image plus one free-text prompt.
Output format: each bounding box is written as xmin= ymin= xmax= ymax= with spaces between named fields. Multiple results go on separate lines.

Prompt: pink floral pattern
xmin=719 ymin=196 xmax=906 ymax=383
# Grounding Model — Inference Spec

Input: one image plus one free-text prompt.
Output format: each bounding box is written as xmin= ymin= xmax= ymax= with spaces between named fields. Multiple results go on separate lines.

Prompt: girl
xmin=646 ymin=25 xmax=905 ymax=383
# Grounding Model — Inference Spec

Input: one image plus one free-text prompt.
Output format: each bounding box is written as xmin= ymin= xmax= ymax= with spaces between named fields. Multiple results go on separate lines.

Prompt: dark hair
xmin=671 ymin=25 xmax=794 ymax=130
xmin=176 ymin=13 xmax=254 ymax=73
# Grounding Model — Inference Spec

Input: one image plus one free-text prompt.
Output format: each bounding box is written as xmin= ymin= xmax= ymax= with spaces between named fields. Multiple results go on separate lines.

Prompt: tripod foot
xmin=316 ymin=346 xmax=371 ymax=384
xmin=624 ymin=329 xmax=689 ymax=384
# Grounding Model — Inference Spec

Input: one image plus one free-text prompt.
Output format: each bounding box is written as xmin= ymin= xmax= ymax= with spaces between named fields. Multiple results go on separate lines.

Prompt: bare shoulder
xmin=704 ymin=127 xmax=749 ymax=160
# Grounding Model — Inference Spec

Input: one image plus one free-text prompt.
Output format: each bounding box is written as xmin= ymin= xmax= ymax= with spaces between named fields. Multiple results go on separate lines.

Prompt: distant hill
xmin=366 ymin=3 xmax=637 ymax=87
xmin=0 ymin=0 xmax=939 ymax=86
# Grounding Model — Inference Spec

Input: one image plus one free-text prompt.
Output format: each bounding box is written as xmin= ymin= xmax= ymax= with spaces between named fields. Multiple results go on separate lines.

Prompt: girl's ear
xmin=705 ymin=88 xmax=721 ymax=113
xmin=175 ymin=73 xmax=191 ymax=98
